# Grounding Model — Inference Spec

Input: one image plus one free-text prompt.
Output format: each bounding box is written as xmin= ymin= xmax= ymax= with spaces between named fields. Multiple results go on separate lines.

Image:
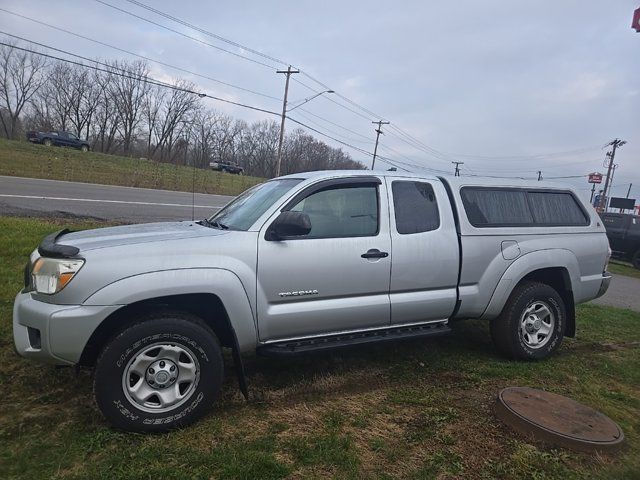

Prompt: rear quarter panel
xmin=443 ymin=179 xmax=609 ymax=319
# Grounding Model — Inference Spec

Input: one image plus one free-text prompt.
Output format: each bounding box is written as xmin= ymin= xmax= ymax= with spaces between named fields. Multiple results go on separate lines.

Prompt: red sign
xmin=588 ymin=172 xmax=603 ymax=184
xmin=633 ymin=8 xmax=640 ymax=32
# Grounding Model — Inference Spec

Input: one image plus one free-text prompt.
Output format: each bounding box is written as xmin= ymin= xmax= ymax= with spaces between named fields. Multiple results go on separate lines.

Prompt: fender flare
xmin=480 ymin=249 xmax=580 ymax=320
xmin=83 ymin=268 xmax=258 ymax=352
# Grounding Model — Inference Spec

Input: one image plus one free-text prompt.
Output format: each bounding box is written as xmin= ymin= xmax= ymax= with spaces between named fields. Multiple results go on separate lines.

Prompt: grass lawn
xmin=0 ymin=138 xmax=263 ymax=196
xmin=609 ymin=260 xmax=640 ymax=280
xmin=1 ymin=216 xmax=639 ymax=479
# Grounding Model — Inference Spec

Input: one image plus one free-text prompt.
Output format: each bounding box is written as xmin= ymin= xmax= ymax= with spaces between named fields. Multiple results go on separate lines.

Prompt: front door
xmin=257 ymin=177 xmax=392 ymax=341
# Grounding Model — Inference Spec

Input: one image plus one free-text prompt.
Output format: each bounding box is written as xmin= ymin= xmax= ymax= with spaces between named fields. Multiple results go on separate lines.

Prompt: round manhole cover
xmin=495 ymin=387 xmax=624 ymax=452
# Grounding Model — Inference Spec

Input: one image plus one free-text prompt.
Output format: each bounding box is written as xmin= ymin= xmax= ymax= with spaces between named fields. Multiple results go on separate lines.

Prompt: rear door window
xmin=392 ymin=181 xmax=440 ymax=234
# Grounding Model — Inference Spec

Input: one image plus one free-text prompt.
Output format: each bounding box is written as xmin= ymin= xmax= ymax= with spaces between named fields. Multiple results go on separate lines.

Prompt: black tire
xmin=632 ymin=250 xmax=640 ymax=270
xmin=490 ymin=281 xmax=565 ymax=360
xmin=94 ymin=312 xmax=223 ymax=432
xmin=43 ymin=139 xmax=52 ymax=147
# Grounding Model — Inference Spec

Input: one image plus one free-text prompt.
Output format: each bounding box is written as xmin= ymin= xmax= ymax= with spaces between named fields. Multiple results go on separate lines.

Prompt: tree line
xmin=0 ymin=42 xmax=364 ymax=177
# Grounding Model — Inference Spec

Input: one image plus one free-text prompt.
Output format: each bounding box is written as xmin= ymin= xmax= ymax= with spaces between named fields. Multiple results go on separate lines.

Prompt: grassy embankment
xmin=0 ymin=216 xmax=639 ymax=479
xmin=0 ymin=138 xmax=263 ymax=196
xmin=609 ymin=260 xmax=640 ymax=280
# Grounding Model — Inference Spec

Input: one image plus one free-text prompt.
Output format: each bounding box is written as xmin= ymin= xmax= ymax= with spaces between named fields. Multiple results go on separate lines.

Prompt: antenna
xmin=191 ymin=155 xmax=196 ymax=221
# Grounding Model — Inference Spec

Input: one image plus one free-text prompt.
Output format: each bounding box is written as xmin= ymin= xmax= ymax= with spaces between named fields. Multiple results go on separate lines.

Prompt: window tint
xmin=461 ymin=188 xmax=533 ymax=226
xmin=528 ymin=192 xmax=588 ymax=225
xmin=461 ymin=187 xmax=590 ymax=227
xmin=290 ymin=185 xmax=378 ymax=238
xmin=392 ymin=181 xmax=440 ymax=234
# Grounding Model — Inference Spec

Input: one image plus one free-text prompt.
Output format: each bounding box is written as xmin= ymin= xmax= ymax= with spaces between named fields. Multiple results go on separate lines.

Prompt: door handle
xmin=361 ymin=249 xmax=389 ymax=259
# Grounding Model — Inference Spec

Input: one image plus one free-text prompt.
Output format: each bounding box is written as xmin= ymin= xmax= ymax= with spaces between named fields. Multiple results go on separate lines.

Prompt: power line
xmin=0 ymin=42 xmax=282 ymax=117
xmin=0 ymin=10 xmax=280 ymax=101
xmin=91 ymin=0 xmax=278 ymax=69
xmin=122 ymin=0 xmax=290 ymax=67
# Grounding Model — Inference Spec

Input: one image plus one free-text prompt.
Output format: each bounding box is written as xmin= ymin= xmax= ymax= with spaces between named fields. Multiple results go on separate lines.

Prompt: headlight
xmin=31 ymin=257 xmax=84 ymax=294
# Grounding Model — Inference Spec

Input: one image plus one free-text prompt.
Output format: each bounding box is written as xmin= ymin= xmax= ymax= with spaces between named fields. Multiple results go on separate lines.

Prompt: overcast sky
xmin=1 ymin=0 xmax=638 ymax=200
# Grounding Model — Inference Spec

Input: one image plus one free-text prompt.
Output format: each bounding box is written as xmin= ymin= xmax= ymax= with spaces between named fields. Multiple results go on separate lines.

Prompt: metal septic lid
xmin=495 ymin=387 xmax=624 ymax=453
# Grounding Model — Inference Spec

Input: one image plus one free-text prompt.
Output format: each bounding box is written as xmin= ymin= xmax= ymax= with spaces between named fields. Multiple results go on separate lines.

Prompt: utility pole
xmin=537 ymin=171 xmax=543 ymax=181
xmin=597 ymin=139 xmax=626 ymax=213
xmin=371 ymin=120 xmax=389 ymax=170
xmin=275 ymin=66 xmax=299 ymax=177
xmin=452 ymin=161 xmax=464 ymax=177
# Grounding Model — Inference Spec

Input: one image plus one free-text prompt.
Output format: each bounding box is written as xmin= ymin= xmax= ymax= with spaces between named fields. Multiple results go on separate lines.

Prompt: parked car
xmin=209 ymin=161 xmax=244 ymax=175
xmin=600 ymin=212 xmax=640 ymax=268
xmin=14 ymin=171 xmax=611 ymax=432
xmin=26 ymin=130 xmax=90 ymax=152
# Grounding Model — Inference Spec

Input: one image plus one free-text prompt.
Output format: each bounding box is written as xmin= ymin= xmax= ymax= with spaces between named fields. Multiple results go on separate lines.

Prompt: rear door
xmin=386 ymin=178 xmax=459 ymax=325
xmin=257 ymin=176 xmax=392 ymax=341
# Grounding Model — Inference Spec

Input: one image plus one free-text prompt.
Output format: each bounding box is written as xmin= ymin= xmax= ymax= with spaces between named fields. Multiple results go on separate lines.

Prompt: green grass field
xmin=0 ymin=138 xmax=263 ymax=196
xmin=609 ymin=260 xmax=640 ymax=280
xmin=1 ymin=216 xmax=639 ymax=479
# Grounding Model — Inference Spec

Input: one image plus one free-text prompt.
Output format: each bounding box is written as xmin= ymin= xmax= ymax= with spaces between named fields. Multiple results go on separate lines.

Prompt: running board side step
xmin=257 ymin=322 xmax=451 ymax=357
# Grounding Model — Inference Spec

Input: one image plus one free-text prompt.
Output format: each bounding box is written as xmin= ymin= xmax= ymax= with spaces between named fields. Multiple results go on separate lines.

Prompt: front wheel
xmin=43 ymin=139 xmax=52 ymax=147
xmin=80 ymin=145 xmax=89 ymax=152
xmin=94 ymin=313 xmax=223 ymax=432
xmin=632 ymin=250 xmax=640 ymax=270
xmin=490 ymin=281 xmax=565 ymax=360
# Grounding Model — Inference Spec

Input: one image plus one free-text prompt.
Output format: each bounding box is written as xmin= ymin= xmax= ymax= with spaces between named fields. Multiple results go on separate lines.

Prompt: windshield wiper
xmin=200 ymin=218 xmax=229 ymax=230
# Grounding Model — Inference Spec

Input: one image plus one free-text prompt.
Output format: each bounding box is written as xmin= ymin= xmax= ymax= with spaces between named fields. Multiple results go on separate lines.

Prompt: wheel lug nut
xmin=170 ymin=365 xmax=176 ymax=372
xmin=149 ymin=380 xmax=154 ymax=384
xmin=159 ymin=361 xmax=165 ymax=368
xmin=149 ymin=368 xmax=155 ymax=374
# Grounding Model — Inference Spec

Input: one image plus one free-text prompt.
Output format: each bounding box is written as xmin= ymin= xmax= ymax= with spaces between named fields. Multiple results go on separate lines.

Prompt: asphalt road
xmin=591 ymin=273 xmax=640 ymax=312
xmin=0 ymin=176 xmax=234 ymax=222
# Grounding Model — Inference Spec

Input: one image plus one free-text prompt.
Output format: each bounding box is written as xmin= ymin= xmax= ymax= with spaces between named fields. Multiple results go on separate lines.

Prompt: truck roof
xmin=278 ymin=169 xmax=579 ymax=192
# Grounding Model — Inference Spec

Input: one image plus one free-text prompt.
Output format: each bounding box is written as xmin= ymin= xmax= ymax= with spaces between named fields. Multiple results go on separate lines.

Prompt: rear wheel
xmin=80 ymin=145 xmax=89 ymax=152
xmin=94 ymin=312 xmax=223 ymax=432
xmin=490 ymin=281 xmax=565 ymax=360
xmin=43 ymin=139 xmax=52 ymax=147
xmin=632 ymin=250 xmax=640 ymax=269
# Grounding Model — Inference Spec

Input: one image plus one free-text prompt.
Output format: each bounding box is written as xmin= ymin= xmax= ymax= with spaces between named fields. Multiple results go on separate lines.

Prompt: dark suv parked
xmin=601 ymin=212 xmax=640 ymax=268
xmin=27 ymin=130 xmax=90 ymax=152
xmin=209 ymin=161 xmax=244 ymax=175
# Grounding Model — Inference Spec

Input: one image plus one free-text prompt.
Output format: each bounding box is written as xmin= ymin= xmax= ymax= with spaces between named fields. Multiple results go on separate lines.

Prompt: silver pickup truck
xmin=14 ymin=170 xmax=611 ymax=431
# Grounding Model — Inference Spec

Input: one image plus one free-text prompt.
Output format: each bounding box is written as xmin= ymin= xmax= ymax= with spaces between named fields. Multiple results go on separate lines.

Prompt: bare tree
xmin=151 ymin=80 xmax=199 ymax=162
xmin=92 ymin=69 xmax=121 ymax=153
xmin=0 ymin=43 xmax=48 ymax=138
xmin=109 ymin=60 xmax=150 ymax=156
xmin=67 ymin=66 xmax=100 ymax=139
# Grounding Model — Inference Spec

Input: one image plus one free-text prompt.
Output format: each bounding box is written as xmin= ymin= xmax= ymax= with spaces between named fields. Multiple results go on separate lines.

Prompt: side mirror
xmin=267 ymin=211 xmax=312 ymax=240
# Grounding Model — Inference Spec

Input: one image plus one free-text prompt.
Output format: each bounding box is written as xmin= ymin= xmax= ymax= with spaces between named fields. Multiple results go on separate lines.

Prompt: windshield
xmin=208 ymin=178 xmax=303 ymax=231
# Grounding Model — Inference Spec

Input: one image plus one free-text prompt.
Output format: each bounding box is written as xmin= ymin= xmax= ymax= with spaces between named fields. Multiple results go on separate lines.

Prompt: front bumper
xmin=13 ymin=292 xmax=120 ymax=365
xmin=595 ymin=272 xmax=612 ymax=299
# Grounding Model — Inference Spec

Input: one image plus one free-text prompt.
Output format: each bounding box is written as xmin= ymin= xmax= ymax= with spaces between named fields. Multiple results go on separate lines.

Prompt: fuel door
xmin=501 ymin=240 xmax=521 ymax=260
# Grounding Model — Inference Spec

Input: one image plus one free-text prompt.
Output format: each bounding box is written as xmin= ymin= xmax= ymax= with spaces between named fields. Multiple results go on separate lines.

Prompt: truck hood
xmin=56 ymin=221 xmax=228 ymax=253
